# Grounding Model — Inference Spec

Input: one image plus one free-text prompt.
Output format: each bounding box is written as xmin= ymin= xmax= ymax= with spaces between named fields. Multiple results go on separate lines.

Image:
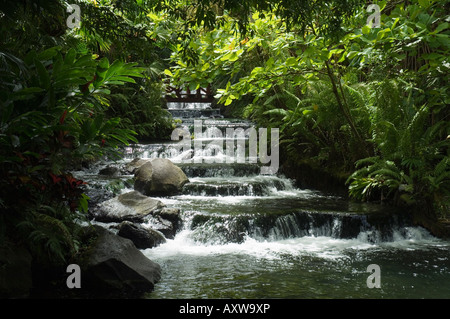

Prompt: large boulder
xmin=118 ymin=221 xmax=166 ymax=249
xmin=134 ymin=158 xmax=189 ymax=196
xmin=81 ymin=226 xmax=161 ymax=294
xmin=91 ymin=190 xmax=165 ymax=223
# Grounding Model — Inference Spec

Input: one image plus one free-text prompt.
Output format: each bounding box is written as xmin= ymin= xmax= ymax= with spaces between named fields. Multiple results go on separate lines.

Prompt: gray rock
xmin=118 ymin=221 xmax=166 ymax=249
xmin=153 ymin=207 xmax=182 ymax=238
xmin=99 ymin=165 xmax=120 ymax=176
xmin=134 ymin=158 xmax=189 ymax=196
xmin=123 ymin=158 xmax=150 ymax=175
xmin=92 ymin=190 xmax=165 ymax=223
xmin=81 ymin=227 xmax=161 ymax=293
xmin=145 ymin=215 xmax=177 ymax=239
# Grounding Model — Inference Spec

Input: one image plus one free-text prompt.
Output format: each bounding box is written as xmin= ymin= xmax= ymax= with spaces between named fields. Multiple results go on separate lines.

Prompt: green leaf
xmin=12 ymin=87 xmax=46 ymax=100
xmin=98 ymin=57 xmax=109 ymax=70
xmin=362 ymin=25 xmax=371 ymax=35
xmin=418 ymin=0 xmax=430 ymax=8
xmin=37 ymin=46 xmax=61 ymax=61
xmin=64 ymin=48 xmax=77 ymax=66
xmin=34 ymin=59 xmax=50 ymax=89
xmin=422 ymin=53 xmax=443 ymax=60
xmin=285 ymin=57 xmax=297 ymax=66
xmin=93 ymin=115 xmax=104 ymax=132
xmin=78 ymin=194 xmax=90 ymax=214
xmin=111 ymin=133 xmax=130 ymax=145
xmin=10 ymin=135 xmax=20 ymax=147
xmin=346 ymin=51 xmax=359 ymax=59
xmin=432 ymin=22 xmax=449 ymax=34
xmin=221 ymin=51 xmax=239 ymax=62
xmin=201 ymin=63 xmax=210 ymax=71
xmin=164 ymin=69 xmax=173 ymax=76
xmin=224 ymin=97 xmax=233 ymax=106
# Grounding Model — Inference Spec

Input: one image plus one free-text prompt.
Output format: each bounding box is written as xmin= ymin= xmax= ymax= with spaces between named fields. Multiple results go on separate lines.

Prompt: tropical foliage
xmin=0 ymin=0 xmax=174 ymax=264
xmin=1 ymin=0 xmax=449 ymax=269
xmin=163 ymin=0 xmax=450 ymax=219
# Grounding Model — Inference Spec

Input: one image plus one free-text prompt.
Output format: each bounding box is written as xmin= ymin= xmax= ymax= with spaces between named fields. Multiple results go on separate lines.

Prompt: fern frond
xmin=369 ymin=168 xmax=402 ymax=181
xmin=354 ymin=156 xmax=380 ymax=168
xmin=434 ymin=158 xmax=449 ymax=178
xmin=345 ymin=84 xmax=368 ymax=110
xmin=401 ymin=157 xmax=425 ymax=170
xmin=282 ymin=88 xmax=301 ymax=105
xmin=263 ymin=92 xmax=289 ymax=106
xmin=263 ymin=108 xmax=290 ymax=119
xmin=434 ymin=171 xmax=450 ymax=185
xmin=423 ymin=120 xmax=448 ymax=144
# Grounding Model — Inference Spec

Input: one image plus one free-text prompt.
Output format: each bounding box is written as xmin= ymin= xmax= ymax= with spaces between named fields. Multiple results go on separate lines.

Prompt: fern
xmin=369 ymin=167 xmax=402 ymax=181
xmin=434 ymin=158 xmax=449 ymax=177
xmin=401 ymin=157 xmax=425 ymax=170
xmin=348 ymin=76 xmax=450 ymax=206
xmin=16 ymin=202 xmax=81 ymax=264
xmin=354 ymin=156 xmax=381 ymax=168
xmin=263 ymin=108 xmax=290 ymax=121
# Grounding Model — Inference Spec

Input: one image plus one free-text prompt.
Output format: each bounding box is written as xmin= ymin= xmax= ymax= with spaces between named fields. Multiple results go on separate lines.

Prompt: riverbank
xmin=279 ymin=158 xmax=450 ymax=240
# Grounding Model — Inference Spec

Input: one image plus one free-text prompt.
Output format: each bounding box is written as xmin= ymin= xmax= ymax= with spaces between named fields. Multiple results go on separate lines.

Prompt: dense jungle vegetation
xmin=0 ymin=0 xmax=449 ymax=270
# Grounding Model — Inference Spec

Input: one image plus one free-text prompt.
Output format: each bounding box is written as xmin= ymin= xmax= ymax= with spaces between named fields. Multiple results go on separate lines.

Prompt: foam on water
xmin=143 ymin=215 xmax=444 ymax=263
xmin=144 ymin=230 xmax=447 ymax=266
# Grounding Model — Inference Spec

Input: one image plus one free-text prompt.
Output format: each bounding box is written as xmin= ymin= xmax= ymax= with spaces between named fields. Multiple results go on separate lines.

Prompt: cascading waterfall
xmin=166 ymin=101 xmax=222 ymax=119
xmin=76 ymin=100 xmax=450 ymax=298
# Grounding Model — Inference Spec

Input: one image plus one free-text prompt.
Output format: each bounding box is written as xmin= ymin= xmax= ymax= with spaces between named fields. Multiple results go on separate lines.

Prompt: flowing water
xmin=77 ymin=101 xmax=450 ymax=299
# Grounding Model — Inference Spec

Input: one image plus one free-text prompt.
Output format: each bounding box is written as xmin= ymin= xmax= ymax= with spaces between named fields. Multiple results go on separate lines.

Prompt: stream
xmin=74 ymin=101 xmax=450 ymax=299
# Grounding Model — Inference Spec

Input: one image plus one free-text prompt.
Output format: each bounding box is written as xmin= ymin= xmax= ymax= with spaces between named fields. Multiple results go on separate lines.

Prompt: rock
xmin=134 ymin=158 xmax=189 ymax=196
xmin=156 ymin=207 xmax=181 ymax=224
xmin=99 ymin=165 xmax=120 ymax=176
xmin=118 ymin=221 xmax=166 ymax=249
xmin=123 ymin=158 xmax=150 ymax=175
xmin=91 ymin=190 xmax=165 ymax=223
xmin=81 ymin=226 xmax=161 ymax=294
xmin=85 ymin=187 xmax=115 ymax=212
xmin=153 ymin=207 xmax=182 ymax=237
xmin=145 ymin=214 xmax=177 ymax=239
xmin=0 ymin=244 xmax=33 ymax=298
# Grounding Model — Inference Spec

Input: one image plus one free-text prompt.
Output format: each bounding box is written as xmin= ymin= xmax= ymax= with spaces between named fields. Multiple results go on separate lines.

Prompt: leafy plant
xmin=162 ymin=0 xmax=449 ymax=223
xmin=107 ymin=80 xmax=174 ymax=141
xmin=0 ymin=46 xmax=143 ymax=262
xmin=344 ymin=0 xmax=450 ymax=220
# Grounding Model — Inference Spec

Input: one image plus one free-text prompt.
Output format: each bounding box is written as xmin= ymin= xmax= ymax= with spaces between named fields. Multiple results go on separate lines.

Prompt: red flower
xmin=60 ymin=110 xmax=68 ymax=125
xmin=65 ymin=174 xmax=86 ymax=189
xmin=49 ymin=172 xmax=62 ymax=184
xmin=101 ymin=139 xmax=106 ymax=147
